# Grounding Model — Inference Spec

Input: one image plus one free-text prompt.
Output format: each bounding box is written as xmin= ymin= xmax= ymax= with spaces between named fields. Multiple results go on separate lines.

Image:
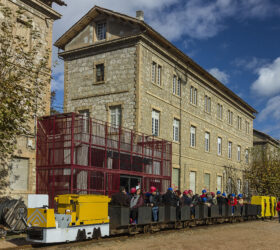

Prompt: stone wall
xmin=1 ymin=0 xmax=60 ymax=203
xmin=137 ymin=39 xmax=254 ymax=192
xmin=64 ymin=46 xmax=137 ymax=130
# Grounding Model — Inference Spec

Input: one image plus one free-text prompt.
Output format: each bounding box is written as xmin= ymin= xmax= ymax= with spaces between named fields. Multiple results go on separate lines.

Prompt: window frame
xmin=190 ymin=126 xmax=196 ymax=148
xmin=205 ymin=132 xmax=210 ymax=152
xmin=96 ymin=22 xmax=107 ymax=41
xmin=110 ymin=105 xmax=122 ymax=128
xmin=152 ymin=109 xmax=160 ymax=136
xmin=228 ymin=141 xmax=232 ymax=159
xmin=96 ymin=63 xmax=105 ymax=83
xmin=173 ymin=118 xmax=180 ymax=142
xmin=218 ymin=137 xmax=222 ymax=156
xmin=237 ymin=145 xmax=241 ymax=162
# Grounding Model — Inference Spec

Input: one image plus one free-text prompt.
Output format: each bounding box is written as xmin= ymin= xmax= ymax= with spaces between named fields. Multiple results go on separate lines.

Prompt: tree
xmin=0 ymin=4 xmax=50 ymax=190
xmin=245 ymin=146 xmax=280 ymax=197
xmin=50 ymin=90 xmax=61 ymax=115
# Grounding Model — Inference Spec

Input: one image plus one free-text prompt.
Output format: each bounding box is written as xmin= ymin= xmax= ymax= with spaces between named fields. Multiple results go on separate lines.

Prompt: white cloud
xmin=50 ymin=0 xmax=280 ymax=93
xmin=257 ymin=95 xmax=280 ymax=122
xmin=52 ymin=0 xmax=280 ymax=43
xmin=208 ymin=68 xmax=229 ymax=84
xmin=51 ymin=73 xmax=64 ymax=91
xmin=232 ymin=57 xmax=269 ymax=72
xmin=251 ymin=57 xmax=280 ymax=97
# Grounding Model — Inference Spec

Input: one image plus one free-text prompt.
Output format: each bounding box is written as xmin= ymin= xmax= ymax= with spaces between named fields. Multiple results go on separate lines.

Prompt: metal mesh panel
xmin=36 ymin=113 xmax=172 ymax=207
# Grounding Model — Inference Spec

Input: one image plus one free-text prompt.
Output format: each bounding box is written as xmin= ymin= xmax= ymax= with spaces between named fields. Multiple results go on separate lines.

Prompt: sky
xmin=51 ymin=0 xmax=280 ymax=139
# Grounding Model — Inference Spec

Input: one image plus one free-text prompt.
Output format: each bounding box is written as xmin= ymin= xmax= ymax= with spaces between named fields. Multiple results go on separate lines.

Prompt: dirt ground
xmin=1 ymin=220 xmax=280 ymax=250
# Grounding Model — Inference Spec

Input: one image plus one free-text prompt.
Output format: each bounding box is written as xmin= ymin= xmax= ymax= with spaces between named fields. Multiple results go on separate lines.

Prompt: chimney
xmin=136 ymin=10 xmax=144 ymax=21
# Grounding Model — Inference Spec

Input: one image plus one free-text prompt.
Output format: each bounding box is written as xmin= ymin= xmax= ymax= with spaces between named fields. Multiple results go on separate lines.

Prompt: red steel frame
xmin=36 ymin=113 xmax=172 ymax=207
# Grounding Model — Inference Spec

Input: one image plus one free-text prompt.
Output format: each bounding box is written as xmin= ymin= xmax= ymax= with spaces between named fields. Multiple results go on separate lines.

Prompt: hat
xmin=232 ymin=193 xmax=236 ymax=197
xmin=188 ymin=190 xmax=193 ymax=193
xmin=211 ymin=192 xmax=215 ymax=197
xmin=222 ymin=192 xmax=226 ymax=196
xmin=150 ymin=186 xmax=156 ymax=192
xmin=238 ymin=194 xmax=243 ymax=198
xmin=217 ymin=191 xmax=221 ymax=195
xmin=202 ymin=197 xmax=207 ymax=202
xmin=202 ymin=189 xmax=207 ymax=194
xmin=136 ymin=186 xmax=141 ymax=190
xmin=130 ymin=187 xmax=136 ymax=194
xmin=168 ymin=187 xmax=173 ymax=191
xmin=183 ymin=190 xmax=189 ymax=195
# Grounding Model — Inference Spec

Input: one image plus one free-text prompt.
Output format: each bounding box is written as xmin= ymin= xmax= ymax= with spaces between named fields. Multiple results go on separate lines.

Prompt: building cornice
xmin=15 ymin=0 xmax=62 ymax=20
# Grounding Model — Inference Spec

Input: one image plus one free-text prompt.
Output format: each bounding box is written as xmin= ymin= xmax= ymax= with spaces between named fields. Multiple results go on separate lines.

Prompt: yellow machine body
xmin=251 ymin=196 xmax=277 ymax=217
xmin=27 ymin=194 xmax=111 ymax=244
xmin=54 ymin=194 xmax=111 ymax=226
xmin=27 ymin=208 xmax=56 ymax=228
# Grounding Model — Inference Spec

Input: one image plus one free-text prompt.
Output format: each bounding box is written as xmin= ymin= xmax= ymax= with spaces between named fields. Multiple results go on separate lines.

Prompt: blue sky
xmin=51 ymin=0 xmax=280 ymax=139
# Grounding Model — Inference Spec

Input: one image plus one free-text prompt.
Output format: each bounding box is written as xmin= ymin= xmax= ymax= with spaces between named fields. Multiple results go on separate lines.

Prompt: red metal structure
xmin=36 ymin=113 xmax=172 ymax=206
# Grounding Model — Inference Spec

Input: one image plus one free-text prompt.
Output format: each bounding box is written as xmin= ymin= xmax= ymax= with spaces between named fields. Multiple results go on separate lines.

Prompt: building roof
xmin=253 ymin=129 xmax=280 ymax=147
xmin=54 ymin=5 xmax=257 ymax=115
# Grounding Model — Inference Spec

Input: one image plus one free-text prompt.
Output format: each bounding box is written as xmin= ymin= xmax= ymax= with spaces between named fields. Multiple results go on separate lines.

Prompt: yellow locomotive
xmin=27 ymin=194 xmax=111 ymax=243
xmin=251 ymin=196 xmax=277 ymax=218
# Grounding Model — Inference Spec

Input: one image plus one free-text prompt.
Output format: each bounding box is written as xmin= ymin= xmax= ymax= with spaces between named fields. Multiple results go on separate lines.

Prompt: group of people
xmin=110 ymin=186 xmax=246 ymax=224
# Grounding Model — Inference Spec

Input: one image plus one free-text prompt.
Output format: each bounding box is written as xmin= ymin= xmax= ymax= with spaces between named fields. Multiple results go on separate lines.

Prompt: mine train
xmin=26 ymin=194 xmax=277 ymax=244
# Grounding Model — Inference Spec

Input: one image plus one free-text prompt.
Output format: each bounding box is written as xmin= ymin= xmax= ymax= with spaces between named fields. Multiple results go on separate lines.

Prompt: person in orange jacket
xmin=276 ymin=198 xmax=280 ymax=223
xmin=228 ymin=194 xmax=237 ymax=215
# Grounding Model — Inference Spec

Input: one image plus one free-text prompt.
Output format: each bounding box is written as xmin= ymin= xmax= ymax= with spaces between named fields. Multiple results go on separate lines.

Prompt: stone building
xmin=253 ymin=129 xmax=280 ymax=162
xmin=1 ymin=0 xmax=65 ymax=201
xmin=55 ymin=6 xmax=257 ymax=194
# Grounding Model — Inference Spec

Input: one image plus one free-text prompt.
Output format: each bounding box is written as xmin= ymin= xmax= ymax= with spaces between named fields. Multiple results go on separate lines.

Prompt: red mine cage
xmin=36 ymin=113 xmax=172 ymax=207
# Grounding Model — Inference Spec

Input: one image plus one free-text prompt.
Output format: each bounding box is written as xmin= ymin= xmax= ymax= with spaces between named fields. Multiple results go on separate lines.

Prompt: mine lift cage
xmin=36 ymin=113 xmax=172 ymax=207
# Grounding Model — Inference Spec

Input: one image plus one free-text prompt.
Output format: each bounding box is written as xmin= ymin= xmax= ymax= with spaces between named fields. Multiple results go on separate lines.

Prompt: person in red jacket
xmin=228 ymin=194 xmax=237 ymax=215
xmin=276 ymin=199 xmax=280 ymax=223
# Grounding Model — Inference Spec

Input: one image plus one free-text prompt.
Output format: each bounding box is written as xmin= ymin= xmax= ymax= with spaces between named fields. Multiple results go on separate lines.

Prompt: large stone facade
xmin=1 ymin=0 xmax=62 ymax=202
xmin=56 ymin=6 xmax=256 ymax=194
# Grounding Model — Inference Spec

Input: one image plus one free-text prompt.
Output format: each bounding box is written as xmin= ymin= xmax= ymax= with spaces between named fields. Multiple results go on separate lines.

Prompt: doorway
xmin=120 ymin=175 xmax=141 ymax=193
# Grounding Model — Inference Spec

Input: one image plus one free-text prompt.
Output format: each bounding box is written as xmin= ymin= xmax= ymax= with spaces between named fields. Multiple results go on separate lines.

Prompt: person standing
xmin=276 ymin=198 xmax=280 ymax=223
xmin=149 ymin=186 xmax=161 ymax=221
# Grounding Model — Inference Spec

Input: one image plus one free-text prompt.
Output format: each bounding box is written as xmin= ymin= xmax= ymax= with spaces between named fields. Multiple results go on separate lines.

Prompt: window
xmin=79 ymin=109 xmax=90 ymax=132
xmin=177 ymin=78 xmax=181 ymax=96
xmin=190 ymin=86 xmax=197 ymax=105
xmin=217 ymin=176 xmax=222 ymax=192
xmin=237 ymin=179 xmax=241 ymax=194
xmin=217 ymin=103 xmax=223 ymax=119
xmin=238 ymin=116 xmax=242 ymax=130
xmin=228 ymin=110 xmax=233 ymax=125
xmin=173 ymin=119 xmax=180 ymax=142
xmin=204 ymin=173 xmax=210 ymax=191
xmin=205 ymin=132 xmax=210 ymax=152
xmin=151 ymin=62 xmax=156 ymax=83
xmin=157 ymin=65 xmax=162 ymax=85
xmin=172 ymin=168 xmax=180 ymax=190
xmin=96 ymin=64 xmax=104 ymax=82
xmin=218 ymin=137 xmax=222 ymax=156
xmin=96 ymin=22 xmax=106 ymax=40
xmin=190 ymin=126 xmax=196 ymax=147
xmin=237 ymin=145 xmax=241 ymax=162
xmin=152 ymin=110 xmax=160 ymax=136
xmin=245 ymin=149 xmax=249 ymax=164
xmin=110 ymin=105 xmax=122 ymax=127
xmin=9 ymin=158 xmax=29 ymax=191
xmin=205 ymin=95 xmax=211 ymax=113
xmin=173 ymin=75 xmax=177 ymax=94
xmin=190 ymin=171 xmax=196 ymax=194
xmin=246 ymin=121 xmax=250 ymax=134
xmin=228 ymin=141 xmax=232 ymax=159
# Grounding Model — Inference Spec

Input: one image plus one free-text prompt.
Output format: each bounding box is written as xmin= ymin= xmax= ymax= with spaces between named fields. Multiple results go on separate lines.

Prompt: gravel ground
xmin=1 ymin=220 xmax=279 ymax=250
